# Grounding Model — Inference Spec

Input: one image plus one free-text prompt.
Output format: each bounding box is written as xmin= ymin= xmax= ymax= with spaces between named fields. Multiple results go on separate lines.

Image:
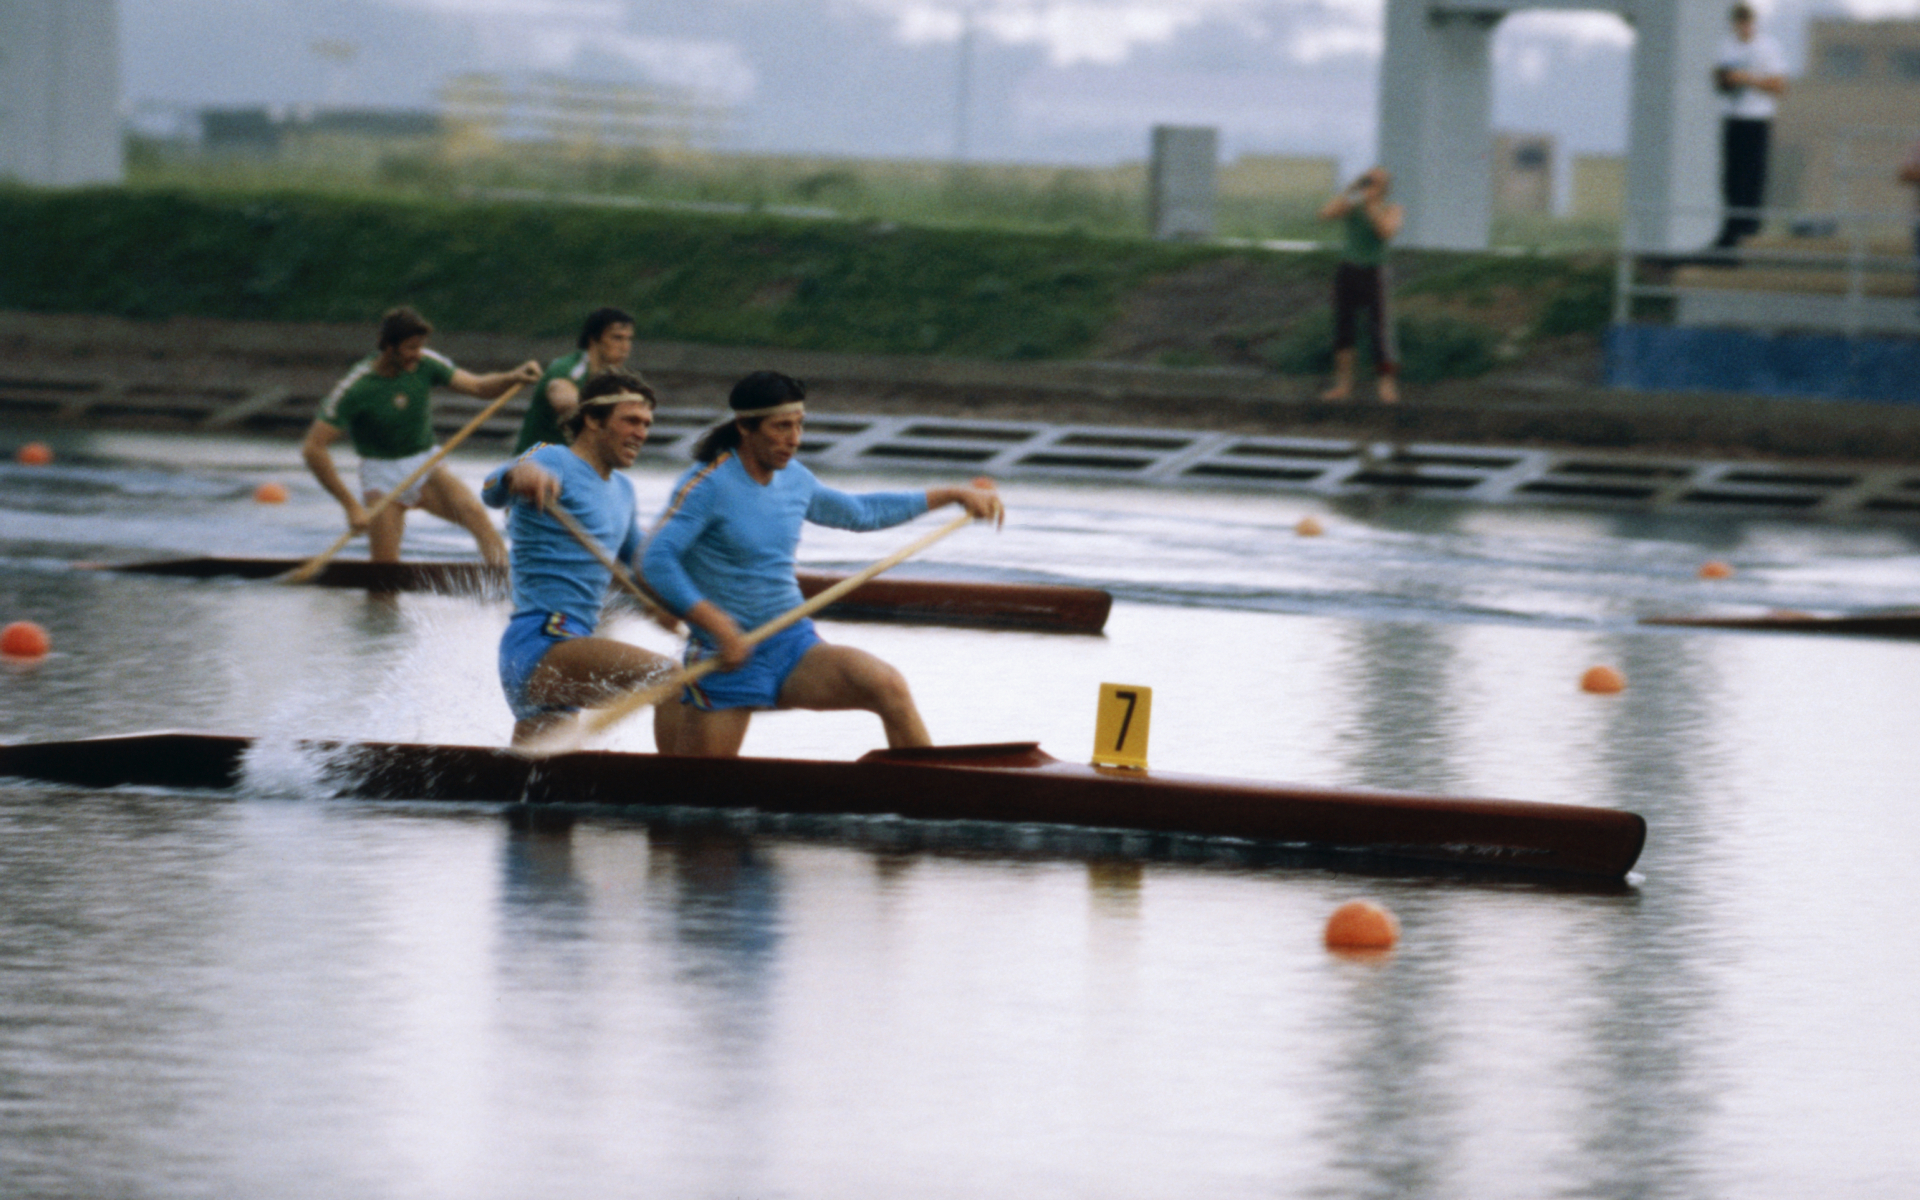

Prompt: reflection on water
xmin=4 ymin=431 xmax=1920 ymax=1196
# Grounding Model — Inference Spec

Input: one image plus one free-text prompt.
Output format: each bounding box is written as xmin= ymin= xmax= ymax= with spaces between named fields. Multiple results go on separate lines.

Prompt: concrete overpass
xmin=1379 ymin=0 xmax=1724 ymax=252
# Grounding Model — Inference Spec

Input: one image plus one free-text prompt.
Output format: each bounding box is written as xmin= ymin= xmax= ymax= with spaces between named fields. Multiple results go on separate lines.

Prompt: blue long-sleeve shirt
xmin=642 ymin=453 xmax=927 ymax=639
xmin=481 ymin=444 xmax=640 ymax=630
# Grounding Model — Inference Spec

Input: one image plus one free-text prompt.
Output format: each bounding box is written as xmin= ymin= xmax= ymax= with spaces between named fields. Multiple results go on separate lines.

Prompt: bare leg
xmin=509 ymin=636 xmax=676 ymax=750
xmin=669 ymin=706 xmax=753 ymax=757
xmin=1377 ymin=373 xmax=1399 ymax=404
xmin=1321 ymin=349 xmax=1355 ymax=401
xmin=652 ymin=701 xmax=686 ymax=755
xmin=418 ymin=468 xmax=509 ymax=568
xmin=364 ymin=490 xmax=406 ymax=562
xmin=513 ymin=710 xmax=578 ymax=748
xmin=777 ymin=643 xmax=931 ymax=749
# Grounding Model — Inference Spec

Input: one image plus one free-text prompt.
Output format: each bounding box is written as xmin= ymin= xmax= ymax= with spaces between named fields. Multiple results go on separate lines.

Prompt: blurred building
xmin=0 ymin=0 xmax=122 ymax=185
xmin=1218 ymin=155 xmax=1339 ymax=202
xmin=1492 ymin=133 xmax=1554 ymax=216
xmin=438 ymin=74 xmax=736 ymax=159
xmin=1772 ymin=17 xmax=1920 ymax=228
xmin=1570 ymin=155 xmax=1626 ymax=221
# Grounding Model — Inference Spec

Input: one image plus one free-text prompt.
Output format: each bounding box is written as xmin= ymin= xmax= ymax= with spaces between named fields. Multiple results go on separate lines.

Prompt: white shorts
xmin=358 ymin=447 xmax=439 ymax=508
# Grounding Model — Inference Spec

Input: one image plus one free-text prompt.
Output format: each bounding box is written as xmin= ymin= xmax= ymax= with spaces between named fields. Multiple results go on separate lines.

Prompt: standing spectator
xmin=1711 ymin=3 xmax=1789 ymax=251
xmin=1318 ymin=167 xmax=1403 ymax=404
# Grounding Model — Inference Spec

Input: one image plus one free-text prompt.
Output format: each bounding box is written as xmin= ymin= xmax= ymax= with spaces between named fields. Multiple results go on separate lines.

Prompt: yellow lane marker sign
xmin=1093 ymin=683 xmax=1152 ymax=770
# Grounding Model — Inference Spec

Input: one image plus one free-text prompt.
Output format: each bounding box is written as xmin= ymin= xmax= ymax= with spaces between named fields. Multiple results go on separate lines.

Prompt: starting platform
xmin=640 ymin=408 xmax=1920 ymax=524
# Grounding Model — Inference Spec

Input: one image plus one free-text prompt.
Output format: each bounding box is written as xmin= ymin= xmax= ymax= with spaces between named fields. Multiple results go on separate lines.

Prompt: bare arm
xmin=1366 ymin=200 xmax=1404 ymax=242
xmin=925 ymin=483 xmax=1004 ymax=526
xmin=1716 ymin=65 xmax=1787 ymax=95
xmin=449 ymin=360 xmax=542 ymax=399
xmin=543 ymin=377 xmax=581 ymax=427
xmin=300 ymin=419 xmax=369 ymax=533
xmin=682 ymin=600 xmax=750 ymax=670
xmin=502 ymin=460 xmax=562 ymax=510
xmin=1319 ymin=191 xmax=1355 ymax=221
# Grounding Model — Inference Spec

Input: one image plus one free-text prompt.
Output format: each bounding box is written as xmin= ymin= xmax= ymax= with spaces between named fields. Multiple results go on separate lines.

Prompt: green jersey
xmin=1342 ymin=206 xmax=1389 ymax=268
xmin=513 ymin=349 xmax=591 ymax=454
xmin=319 ymin=350 xmax=457 ymax=459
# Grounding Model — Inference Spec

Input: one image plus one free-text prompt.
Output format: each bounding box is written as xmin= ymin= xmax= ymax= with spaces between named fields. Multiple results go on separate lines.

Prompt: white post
xmin=1148 ymin=125 xmax=1218 ymax=240
xmin=1380 ymin=0 xmax=1722 ymax=254
xmin=1379 ymin=1 xmax=1502 ymax=250
xmin=1620 ymin=0 xmax=1723 ymax=253
xmin=0 ymin=0 xmax=124 ymax=186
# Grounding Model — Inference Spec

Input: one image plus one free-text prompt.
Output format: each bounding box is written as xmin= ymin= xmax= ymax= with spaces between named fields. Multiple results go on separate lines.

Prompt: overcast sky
xmin=120 ymin=0 xmax=1919 ymax=175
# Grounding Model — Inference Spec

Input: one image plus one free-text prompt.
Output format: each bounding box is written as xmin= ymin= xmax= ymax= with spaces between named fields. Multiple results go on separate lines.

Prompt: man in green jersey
xmin=301 ymin=307 xmax=540 ymax=568
xmin=512 ymin=307 xmax=638 ymax=453
xmin=1317 ymin=167 xmax=1404 ymax=404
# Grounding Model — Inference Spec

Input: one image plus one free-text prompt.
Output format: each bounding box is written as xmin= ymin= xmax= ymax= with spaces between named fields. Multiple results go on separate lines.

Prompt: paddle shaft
xmin=543 ymin=501 xmax=678 ymax=627
xmin=283 ymin=381 xmax=526 ymax=584
xmin=526 ymin=510 xmax=977 ymax=756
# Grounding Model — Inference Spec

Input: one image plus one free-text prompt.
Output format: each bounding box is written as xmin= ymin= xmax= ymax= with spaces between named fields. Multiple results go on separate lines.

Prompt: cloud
xmin=516 ymin=32 xmax=758 ymax=101
xmin=375 ymin=0 xmax=755 ymax=102
xmin=389 ymin=0 xmax=622 ymax=16
xmin=865 ymin=0 xmax=1282 ymax=65
xmin=1496 ymin=10 xmax=1633 ymax=53
xmin=1285 ymin=23 xmax=1379 ymax=63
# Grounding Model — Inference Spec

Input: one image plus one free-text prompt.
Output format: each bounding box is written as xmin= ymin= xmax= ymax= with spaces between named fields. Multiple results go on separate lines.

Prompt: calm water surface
xmin=2 ymin=429 xmax=1918 ymax=1198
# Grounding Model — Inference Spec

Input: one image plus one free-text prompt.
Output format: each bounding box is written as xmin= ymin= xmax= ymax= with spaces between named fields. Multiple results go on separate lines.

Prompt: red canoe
xmin=0 ymin=731 xmax=1647 ymax=880
xmin=80 ymin=555 xmax=1111 ymax=634
xmin=1640 ymin=610 xmax=1920 ymax=638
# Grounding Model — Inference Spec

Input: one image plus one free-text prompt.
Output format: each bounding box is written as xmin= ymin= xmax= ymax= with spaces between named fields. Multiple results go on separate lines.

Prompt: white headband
xmin=580 ymin=391 xmax=653 ymax=408
xmin=732 ymin=400 xmax=806 ymax=419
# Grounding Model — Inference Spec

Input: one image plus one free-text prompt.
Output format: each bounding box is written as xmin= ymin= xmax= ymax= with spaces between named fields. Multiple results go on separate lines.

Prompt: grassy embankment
xmin=125 ymin=135 xmax=1621 ymax=250
xmin=1 ymin=187 xmax=1614 ymax=383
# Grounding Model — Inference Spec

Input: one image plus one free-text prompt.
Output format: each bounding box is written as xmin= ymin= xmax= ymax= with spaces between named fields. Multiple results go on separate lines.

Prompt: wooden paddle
xmin=542 ymin=501 xmax=682 ymax=632
xmin=518 ymin=509 xmax=978 ymax=759
xmin=282 ymin=381 xmax=527 ymax=585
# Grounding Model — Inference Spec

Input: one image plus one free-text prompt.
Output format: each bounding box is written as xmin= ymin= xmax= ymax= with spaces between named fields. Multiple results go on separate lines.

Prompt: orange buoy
xmin=16 ymin=442 xmax=53 ymax=466
xmin=1325 ymin=900 xmax=1400 ymax=951
xmin=1699 ymin=560 xmax=1733 ymax=580
xmin=1295 ymin=515 xmax=1324 ymax=537
xmin=253 ymin=481 xmax=289 ymax=504
xmin=1 ymin=620 xmax=51 ymax=659
xmin=1581 ymin=665 xmax=1626 ymax=694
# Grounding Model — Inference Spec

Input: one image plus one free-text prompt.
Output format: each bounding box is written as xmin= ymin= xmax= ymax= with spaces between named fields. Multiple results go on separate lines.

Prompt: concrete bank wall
xmin=11 ymin=310 xmax=1920 ymax=464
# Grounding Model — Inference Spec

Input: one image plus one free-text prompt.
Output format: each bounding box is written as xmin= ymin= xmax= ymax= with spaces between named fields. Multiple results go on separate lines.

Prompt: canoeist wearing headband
xmin=483 ymin=371 xmax=680 ymax=748
xmin=641 ymin=371 xmax=1003 ymax=757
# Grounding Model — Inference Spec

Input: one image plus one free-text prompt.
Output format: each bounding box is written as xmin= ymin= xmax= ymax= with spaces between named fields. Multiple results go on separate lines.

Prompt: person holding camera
xmin=1318 ymin=167 xmax=1404 ymax=404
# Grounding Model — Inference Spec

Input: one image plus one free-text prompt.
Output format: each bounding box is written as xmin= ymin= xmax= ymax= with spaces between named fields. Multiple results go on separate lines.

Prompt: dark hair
xmin=1729 ymin=2 xmax=1754 ymax=21
xmin=577 ymin=307 xmax=635 ymax=350
xmin=377 ymin=306 xmax=433 ymax=349
xmin=561 ymin=370 xmax=655 ymax=441
xmin=693 ymin=371 xmax=806 ymax=462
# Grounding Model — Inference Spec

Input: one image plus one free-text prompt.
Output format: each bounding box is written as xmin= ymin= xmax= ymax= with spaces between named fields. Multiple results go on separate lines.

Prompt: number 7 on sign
xmin=1092 ymin=683 xmax=1152 ymax=770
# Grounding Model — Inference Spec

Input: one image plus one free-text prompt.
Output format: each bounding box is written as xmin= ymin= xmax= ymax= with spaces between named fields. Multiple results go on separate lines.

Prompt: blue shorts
xmin=683 ymin=618 xmax=822 ymax=711
xmin=499 ymin=611 xmax=593 ymax=721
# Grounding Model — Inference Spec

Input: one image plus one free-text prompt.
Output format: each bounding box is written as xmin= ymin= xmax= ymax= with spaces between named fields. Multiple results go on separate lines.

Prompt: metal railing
xmin=1613 ymin=204 xmax=1918 ymax=337
xmin=1613 ymin=125 xmax=1920 ymax=338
